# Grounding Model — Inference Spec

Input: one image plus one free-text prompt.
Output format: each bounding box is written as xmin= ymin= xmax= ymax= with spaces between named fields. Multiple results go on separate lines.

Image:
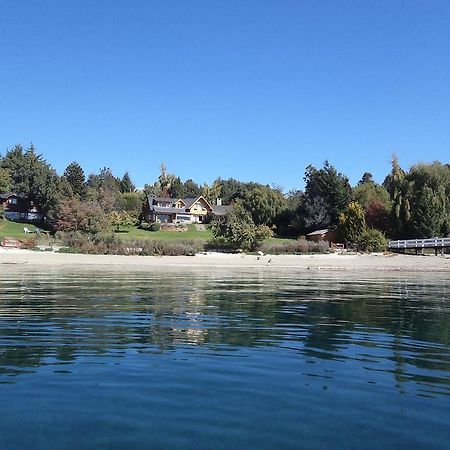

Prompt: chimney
xmin=216 ymin=198 xmax=222 ymax=206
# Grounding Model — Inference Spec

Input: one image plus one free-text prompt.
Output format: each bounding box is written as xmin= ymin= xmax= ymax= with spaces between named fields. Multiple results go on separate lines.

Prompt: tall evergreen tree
xmin=63 ymin=161 xmax=86 ymax=198
xmin=120 ymin=171 xmax=136 ymax=193
xmin=1 ymin=144 xmax=61 ymax=221
xmin=302 ymin=161 xmax=352 ymax=231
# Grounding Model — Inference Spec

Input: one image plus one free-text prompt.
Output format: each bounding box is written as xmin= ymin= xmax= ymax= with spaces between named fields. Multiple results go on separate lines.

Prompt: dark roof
xmin=0 ymin=192 xmax=17 ymax=199
xmin=307 ymin=229 xmax=329 ymax=236
xmin=212 ymin=205 xmax=233 ymax=216
xmin=183 ymin=197 xmax=200 ymax=208
xmin=151 ymin=206 xmax=187 ymax=214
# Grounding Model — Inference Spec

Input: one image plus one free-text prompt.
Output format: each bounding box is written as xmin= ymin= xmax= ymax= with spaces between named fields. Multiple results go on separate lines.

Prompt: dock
xmin=389 ymin=238 xmax=450 ymax=255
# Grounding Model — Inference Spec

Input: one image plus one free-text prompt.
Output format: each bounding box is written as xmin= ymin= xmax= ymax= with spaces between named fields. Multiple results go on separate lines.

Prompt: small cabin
xmin=306 ymin=228 xmax=337 ymax=245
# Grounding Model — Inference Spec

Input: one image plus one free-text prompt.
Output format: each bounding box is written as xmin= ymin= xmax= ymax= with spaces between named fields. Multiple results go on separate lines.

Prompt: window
xmin=9 ymin=197 xmax=17 ymax=205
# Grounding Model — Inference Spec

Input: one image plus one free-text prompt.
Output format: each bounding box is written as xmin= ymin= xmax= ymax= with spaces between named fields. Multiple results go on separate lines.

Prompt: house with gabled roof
xmin=142 ymin=195 xmax=232 ymax=224
xmin=0 ymin=192 xmax=43 ymax=222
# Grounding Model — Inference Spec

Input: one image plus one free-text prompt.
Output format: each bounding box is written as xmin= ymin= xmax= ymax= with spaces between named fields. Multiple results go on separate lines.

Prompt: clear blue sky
xmin=1 ymin=0 xmax=449 ymax=191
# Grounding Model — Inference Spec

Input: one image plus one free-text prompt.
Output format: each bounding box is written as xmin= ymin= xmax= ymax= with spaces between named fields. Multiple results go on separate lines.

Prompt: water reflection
xmin=0 ymin=268 xmax=448 ymax=398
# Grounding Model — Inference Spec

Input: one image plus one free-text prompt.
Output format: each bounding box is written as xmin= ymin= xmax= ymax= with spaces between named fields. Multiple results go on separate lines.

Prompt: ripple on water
xmin=0 ymin=269 xmax=449 ymax=450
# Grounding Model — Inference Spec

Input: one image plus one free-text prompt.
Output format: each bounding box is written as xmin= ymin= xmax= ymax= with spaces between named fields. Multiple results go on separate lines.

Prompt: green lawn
xmin=115 ymin=224 xmax=214 ymax=241
xmin=0 ymin=220 xmax=38 ymax=239
xmin=115 ymin=224 xmax=294 ymax=244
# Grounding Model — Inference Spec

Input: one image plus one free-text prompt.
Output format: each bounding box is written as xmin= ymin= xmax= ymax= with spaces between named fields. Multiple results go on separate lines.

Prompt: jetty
xmin=389 ymin=238 xmax=450 ymax=255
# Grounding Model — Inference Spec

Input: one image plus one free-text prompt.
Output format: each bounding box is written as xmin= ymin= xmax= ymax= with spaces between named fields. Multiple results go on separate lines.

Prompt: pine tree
xmin=120 ymin=172 xmax=136 ymax=193
xmin=63 ymin=162 xmax=86 ymax=198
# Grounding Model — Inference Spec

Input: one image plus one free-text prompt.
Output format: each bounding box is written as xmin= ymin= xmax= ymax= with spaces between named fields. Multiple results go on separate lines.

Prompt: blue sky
xmin=1 ymin=0 xmax=449 ymax=191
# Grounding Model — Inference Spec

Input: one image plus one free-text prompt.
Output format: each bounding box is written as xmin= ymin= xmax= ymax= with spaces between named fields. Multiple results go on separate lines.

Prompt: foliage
xmin=0 ymin=167 xmax=12 ymax=192
xmin=260 ymin=239 xmax=329 ymax=254
xmin=138 ymin=221 xmax=161 ymax=232
xmin=63 ymin=162 xmax=86 ymax=198
xmin=384 ymin=157 xmax=450 ymax=238
xmin=352 ymin=182 xmax=391 ymax=211
xmin=338 ymin=201 xmax=366 ymax=243
xmin=120 ymin=172 xmax=136 ymax=193
xmin=406 ymin=162 xmax=450 ymax=238
xmin=302 ymin=161 xmax=352 ymax=231
xmin=302 ymin=195 xmax=331 ymax=231
xmin=242 ymin=185 xmax=286 ymax=225
xmin=109 ymin=211 xmax=135 ymax=232
xmin=1 ymin=144 xmax=62 ymax=222
xmin=183 ymin=179 xmax=202 ymax=198
xmin=86 ymin=167 xmax=122 ymax=212
xmin=55 ymin=198 xmax=111 ymax=234
xmin=356 ymin=229 xmax=387 ymax=253
xmin=358 ymin=172 xmax=374 ymax=185
xmin=119 ymin=192 xmax=144 ymax=216
xmin=365 ymin=200 xmax=390 ymax=233
xmin=210 ymin=203 xmax=273 ymax=251
xmin=273 ymin=208 xmax=304 ymax=237
xmin=56 ymin=231 xmax=203 ymax=256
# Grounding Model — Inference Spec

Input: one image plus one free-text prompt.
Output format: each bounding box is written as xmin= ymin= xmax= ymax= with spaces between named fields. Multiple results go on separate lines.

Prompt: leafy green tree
xmin=242 ymin=185 xmax=286 ymax=225
xmin=338 ymin=201 xmax=366 ymax=243
xmin=352 ymin=182 xmax=391 ymax=211
xmin=302 ymin=161 xmax=352 ymax=231
xmin=383 ymin=155 xmax=409 ymax=236
xmin=63 ymin=161 xmax=86 ymax=198
xmin=109 ymin=211 xmax=135 ymax=232
xmin=384 ymin=158 xmax=450 ymax=238
xmin=356 ymin=229 xmax=387 ymax=252
xmin=120 ymin=192 xmax=144 ymax=215
xmin=55 ymin=198 xmax=111 ymax=234
xmin=406 ymin=162 xmax=450 ymax=237
xmin=210 ymin=203 xmax=272 ymax=251
xmin=86 ymin=167 xmax=122 ymax=212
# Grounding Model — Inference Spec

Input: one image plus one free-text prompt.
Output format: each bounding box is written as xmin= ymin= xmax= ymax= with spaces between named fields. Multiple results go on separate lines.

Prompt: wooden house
xmin=142 ymin=195 xmax=231 ymax=224
xmin=0 ymin=193 xmax=43 ymax=222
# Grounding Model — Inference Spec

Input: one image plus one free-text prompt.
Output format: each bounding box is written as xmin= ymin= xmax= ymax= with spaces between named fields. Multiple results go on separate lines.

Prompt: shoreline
xmin=1 ymin=248 xmax=449 ymax=272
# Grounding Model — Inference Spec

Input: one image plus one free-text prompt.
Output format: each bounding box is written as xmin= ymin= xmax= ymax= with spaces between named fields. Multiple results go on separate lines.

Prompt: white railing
xmin=388 ymin=238 xmax=450 ymax=249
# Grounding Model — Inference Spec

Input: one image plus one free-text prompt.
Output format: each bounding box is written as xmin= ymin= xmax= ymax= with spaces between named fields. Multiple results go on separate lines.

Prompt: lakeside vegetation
xmin=1 ymin=143 xmax=449 ymax=254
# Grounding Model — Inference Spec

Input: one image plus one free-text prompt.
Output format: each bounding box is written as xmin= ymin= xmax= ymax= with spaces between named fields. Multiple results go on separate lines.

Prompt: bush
xmin=210 ymin=203 xmax=273 ymax=251
xmin=355 ymin=228 xmax=387 ymax=253
xmin=260 ymin=239 xmax=329 ymax=255
xmin=54 ymin=231 xmax=203 ymax=256
xmin=149 ymin=222 xmax=161 ymax=232
xmin=138 ymin=222 xmax=161 ymax=232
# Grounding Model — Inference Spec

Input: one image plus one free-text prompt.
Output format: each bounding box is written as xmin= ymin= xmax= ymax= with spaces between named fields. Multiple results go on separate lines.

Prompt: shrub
xmin=260 ymin=239 xmax=329 ymax=255
xmin=54 ymin=231 xmax=202 ymax=256
xmin=149 ymin=222 xmax=161 ymax=232
xmin=210 ymin=203 xmax=273 ymax=251
xmin=355 ymin=228 xmax=387 ymax=253
xmin=138 ymin=222 xmax=161 ymax=232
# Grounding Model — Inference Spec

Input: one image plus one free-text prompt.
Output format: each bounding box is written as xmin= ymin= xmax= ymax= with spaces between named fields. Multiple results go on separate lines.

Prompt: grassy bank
xmin=0 ymin=220 xmax=37 ymax=239
xmin=115 ymin=224 xmax=214 ymax=241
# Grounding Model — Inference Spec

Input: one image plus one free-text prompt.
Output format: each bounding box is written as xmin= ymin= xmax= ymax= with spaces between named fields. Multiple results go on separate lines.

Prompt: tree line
xmin=0 ymin=144 xmax=449 ymax=241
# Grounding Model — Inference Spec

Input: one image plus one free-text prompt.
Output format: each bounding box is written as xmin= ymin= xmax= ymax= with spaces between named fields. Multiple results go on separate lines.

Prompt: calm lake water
xmin=0 ymin=267 xmax=449 ymax=450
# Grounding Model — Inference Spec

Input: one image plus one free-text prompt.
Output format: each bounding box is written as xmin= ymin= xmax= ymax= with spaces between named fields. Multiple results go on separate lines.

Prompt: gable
xmin=187 ymin=196 xmax=213 ymax=213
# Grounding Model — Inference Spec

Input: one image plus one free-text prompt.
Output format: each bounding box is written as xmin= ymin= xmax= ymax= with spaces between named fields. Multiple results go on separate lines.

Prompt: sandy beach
xmin=0 ymin=248 xmax=449 ymax=272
